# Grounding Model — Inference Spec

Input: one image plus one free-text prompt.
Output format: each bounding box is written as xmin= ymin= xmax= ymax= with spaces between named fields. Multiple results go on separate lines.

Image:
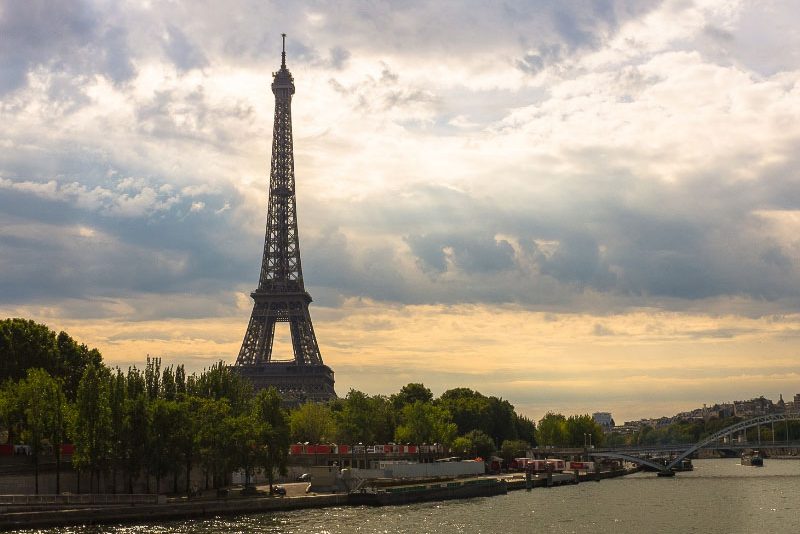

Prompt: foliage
xmin=13 ymin=369 xmax=67 ymax=493
xmin=514 ymin=414 xmax=537 ymax=446
xmin=333 ymin=390 xmax=395 ymax=444
xmin=437 ymin=388 xmax=522 ymax=446
xmin=0 ymin=319 xmax=100 ymax=401
xmin=72 ymin=364 xmax=112 ymax=491
xmin=252 ymin=388 xmax=290 ymax=493
xmin=391 ymin=383 xmax=433 ymax=409
xmin=394 ymin=401 xmax=457 ymax=446
xmin=289 ymin=401 xmax=336 ymax=443
xmin=537 ymin=412 xmax=568 ymax=447
xmin=451 ymin=429 xmax=495 ymax=459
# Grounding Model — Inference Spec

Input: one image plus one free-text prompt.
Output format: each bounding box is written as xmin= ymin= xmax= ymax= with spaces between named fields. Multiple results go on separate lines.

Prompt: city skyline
xmin=1 ymin=1 xmax=799 ymax=422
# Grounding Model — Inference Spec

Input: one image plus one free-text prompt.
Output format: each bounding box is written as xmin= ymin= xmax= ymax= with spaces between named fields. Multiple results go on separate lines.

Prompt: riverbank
xmin=0 ymin=469 xmax=637 ymax=531
xmin=0 ymin=492 xmax=347 ymax=531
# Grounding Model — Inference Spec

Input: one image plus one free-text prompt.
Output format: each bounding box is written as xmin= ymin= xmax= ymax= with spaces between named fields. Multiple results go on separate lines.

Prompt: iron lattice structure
xmin=235 ymin=35 xmax=336 ymax=404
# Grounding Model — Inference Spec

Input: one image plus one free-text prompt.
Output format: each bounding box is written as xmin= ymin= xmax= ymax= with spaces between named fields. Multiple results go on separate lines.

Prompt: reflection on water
xmin=22 ymin=459 xmax=800 ymax=534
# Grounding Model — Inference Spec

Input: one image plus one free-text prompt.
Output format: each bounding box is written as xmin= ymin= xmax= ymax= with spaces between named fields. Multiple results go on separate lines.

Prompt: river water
xmin=23 ymin=459 xmax=800 ymax=534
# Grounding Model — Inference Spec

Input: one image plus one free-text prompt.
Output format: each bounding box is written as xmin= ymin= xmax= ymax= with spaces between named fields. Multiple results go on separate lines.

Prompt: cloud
xmin=0 ymin=0 xmax=135 ymax=95
xmin=163 ymin=25 xmax=208 ymax=72
xmin=3 ymin=0 xmax=800 ymax=420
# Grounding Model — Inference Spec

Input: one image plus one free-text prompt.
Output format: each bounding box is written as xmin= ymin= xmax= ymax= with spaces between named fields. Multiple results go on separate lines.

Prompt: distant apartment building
xmin=592 ymin=412 xmax=615 ymax=433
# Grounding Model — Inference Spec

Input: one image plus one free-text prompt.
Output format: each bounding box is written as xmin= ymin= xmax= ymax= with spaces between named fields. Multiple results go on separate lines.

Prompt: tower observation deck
xmin=234 ymin=35 xmax=336 ymax=404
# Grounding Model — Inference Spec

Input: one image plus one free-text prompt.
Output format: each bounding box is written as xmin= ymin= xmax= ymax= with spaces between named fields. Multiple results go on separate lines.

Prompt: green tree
xmin=537 ymin=412 xmax=568 ymax=447
xmin=565 ymin=414 xmax=603 ymax=448
xmin=72 ymin=364 xmax=112 ymax=492
xmin=108 ymin=369 xmax=127 ymax=492
xmin=14 ymin=370 xmax=67 ymax=494
xmin=453 ymin=429 xmax=495 ymax=459
xmin=394 ymin=401 xmax=457 ymax=446
xmin=253 ymin=388 xmax=290 ymax=494
xmin=0 ymin=319 xmax=59 ymax=384
xmin=121 ymin=391 xmax=148 ymax=493
xmin=175 ymin=396 xmax=201 ymax=496
xmin=197 ymin=398 xmax=232 ymax=489
xmin=191 ymin=362 xmax=253 ymax=414
xmin=514 ymin=414 xmax=537 ymax=446
xmin=147 ymin=398 xmax=183 ymax=494
xmin=391 ymin=383 xmax=433 ymax=409
xmin=289 ymin=401 xmax=336 ymax=443
xmin=335 ymin=390 xmax=377 ymax=444
xmin=0 ymin=380 xmax=23 ymax=452
xmin=437 ymin=388 xmax=493 ymax=437
xmin=55 ymin=331 xmax=102 ymax=402
xmin=486 ymin=396 xmax=518 ymax=446
xmin=0 ymin=319 xmax=102 ymax=403
xmin=226 ymin=413 xmax=259 ymax=490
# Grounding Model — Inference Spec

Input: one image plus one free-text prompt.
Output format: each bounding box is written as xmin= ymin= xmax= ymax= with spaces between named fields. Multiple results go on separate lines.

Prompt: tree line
xmin=289 ymin=383 xmax=538 ymax=463
xmin=2 ymin=318 xmax=615 ymax=495
xmin=0 ymin=319 xmax=288 ymax=496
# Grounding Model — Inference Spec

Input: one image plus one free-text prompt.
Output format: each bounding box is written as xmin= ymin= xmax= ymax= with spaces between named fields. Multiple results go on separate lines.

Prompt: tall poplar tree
xmin=72 ymin=364 xmax=112 ymax=492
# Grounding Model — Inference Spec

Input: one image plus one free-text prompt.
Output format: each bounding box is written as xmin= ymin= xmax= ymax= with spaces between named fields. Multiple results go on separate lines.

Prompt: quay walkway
xmin=0 ymin=468 xmax=637 ymax=531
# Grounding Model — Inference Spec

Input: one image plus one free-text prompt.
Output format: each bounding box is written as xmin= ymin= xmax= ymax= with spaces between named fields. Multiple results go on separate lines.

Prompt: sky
xmin=1 ymin=0 xmax=800 ymax=423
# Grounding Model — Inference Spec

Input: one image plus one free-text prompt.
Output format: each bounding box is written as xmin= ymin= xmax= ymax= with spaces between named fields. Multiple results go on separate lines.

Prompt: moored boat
xmin=741 ymin=451 xmax=764 ymax=466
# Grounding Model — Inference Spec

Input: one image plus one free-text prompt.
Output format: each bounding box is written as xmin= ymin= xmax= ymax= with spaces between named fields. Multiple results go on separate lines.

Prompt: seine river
xmin=23 ymin=459 xmax=800 ymax=534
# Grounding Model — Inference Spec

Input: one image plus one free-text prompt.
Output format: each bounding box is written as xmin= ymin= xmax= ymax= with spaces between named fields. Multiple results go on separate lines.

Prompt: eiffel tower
xmin=234 ymin=35 xmax=336 ymax=404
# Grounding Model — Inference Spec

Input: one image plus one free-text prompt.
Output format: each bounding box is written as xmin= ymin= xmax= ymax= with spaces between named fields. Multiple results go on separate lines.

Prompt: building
xmin=592 ymin=412 xmax=615 ymax=433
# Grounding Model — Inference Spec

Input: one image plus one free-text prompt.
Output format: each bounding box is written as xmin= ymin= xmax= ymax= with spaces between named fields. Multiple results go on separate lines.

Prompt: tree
xmin=108 ymin=369 xmax=127 ymax=493
xmin=0 ymin=380 xmax=23 ymax=454
xmin=0 ymin=319 xmax=101 ymax=403
xmin=173 ymin=396 xmax=201 ymax=496
xmin=0 ymin=319 xmax=59 ymax=384
xmin=289 ymin=401 xmax=336 ymax=443
xmin=514 ymin=414 xmax=537 ymax=446
xmin=537 ymin=412 xmax=568 ymax=447
xmin=55 ymin=331 xmax=102 ymax=402
xmin=12 ymin=370 xmax=66 ymax=494
xmin=335 ymin=390 xmax=378 ymax=444
xmin=147 ymin=398 xmax=184 ymax=494
xmin=226 ymin=413 xmax=259 ymax=490
xmin=72 ymin=364 xmax=112 ymax=492
xmin=437 ymin=388 xmax=493 ymax=437
xmin=565 ymin=414 xmax=603 ymax=448
xmin=121 ymin=391 xmax=148 ymax=493
xmin=453 ymin=429 xmax=495 ymax=459
xmin=191 ymin=362 xmax=253 ymax=414
xmin=394 ymin=401 xmax=457 ymax=446
xmin=253 ymin=388 xmax=290 ymax=494
xmin=196 ymin=398 xmax=232 ymax=489
xmin=391 ymin=383 xmax=433 ymax=409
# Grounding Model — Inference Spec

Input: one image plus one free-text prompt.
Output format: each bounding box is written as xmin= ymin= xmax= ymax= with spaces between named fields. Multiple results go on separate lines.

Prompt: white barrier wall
xmin=381 ymin=461 xmax=484 ymax=478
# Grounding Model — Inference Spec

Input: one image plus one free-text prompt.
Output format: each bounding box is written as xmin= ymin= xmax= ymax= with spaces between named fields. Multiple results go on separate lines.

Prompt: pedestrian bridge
xmin=588 ymin=412 xmax=800 ymax=474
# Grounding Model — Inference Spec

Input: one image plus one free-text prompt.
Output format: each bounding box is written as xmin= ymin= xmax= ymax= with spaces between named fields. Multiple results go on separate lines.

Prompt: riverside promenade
xmin=0 ymin=468 xmax=637 ymax=531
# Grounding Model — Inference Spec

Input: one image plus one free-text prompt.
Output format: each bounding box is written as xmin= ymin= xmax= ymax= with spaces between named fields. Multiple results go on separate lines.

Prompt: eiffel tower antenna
xmin=234 ymin=34 xmax=336 ymax=404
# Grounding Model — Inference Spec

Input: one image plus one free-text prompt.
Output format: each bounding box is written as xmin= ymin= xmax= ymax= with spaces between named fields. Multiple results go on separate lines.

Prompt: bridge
xmin=581 ymin=413 xmax=800 ymax=475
